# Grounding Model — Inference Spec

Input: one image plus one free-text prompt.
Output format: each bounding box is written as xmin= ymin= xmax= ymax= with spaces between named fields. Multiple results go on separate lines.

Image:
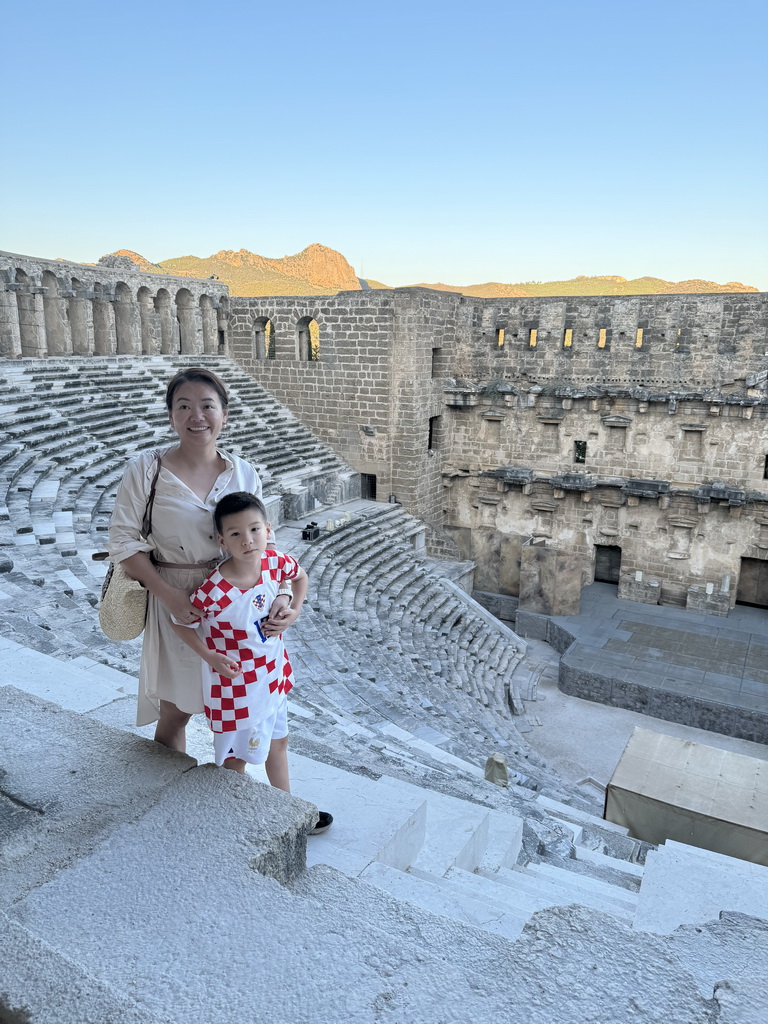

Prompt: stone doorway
xmin=594 ymin=544 xmax=622 ymax=584
xmin=360 ymin=473 xmax=377 ymax=500
xmin=736 ymin=557 xmax=768 ymax=607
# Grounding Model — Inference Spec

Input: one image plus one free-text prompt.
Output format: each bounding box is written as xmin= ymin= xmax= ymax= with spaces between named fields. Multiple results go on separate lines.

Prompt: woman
xmin=109 ymin=367 xmax=296 ymax=751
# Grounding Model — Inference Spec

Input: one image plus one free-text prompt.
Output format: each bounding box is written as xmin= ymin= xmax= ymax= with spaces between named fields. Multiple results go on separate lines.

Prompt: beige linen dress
xmin=108 ymin=445 xmax=262 ymax=726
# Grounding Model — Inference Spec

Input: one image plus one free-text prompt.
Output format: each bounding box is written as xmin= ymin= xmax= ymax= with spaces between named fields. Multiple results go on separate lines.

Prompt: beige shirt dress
xmin=108 ymin=445 xmax=262 ymax=726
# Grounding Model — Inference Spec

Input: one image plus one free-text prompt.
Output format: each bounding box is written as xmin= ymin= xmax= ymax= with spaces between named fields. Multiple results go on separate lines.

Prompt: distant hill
xmin=100 ymin=248 xmax=759 ymax=297
xmin=400 ymin=275 xmax=759 ymax=297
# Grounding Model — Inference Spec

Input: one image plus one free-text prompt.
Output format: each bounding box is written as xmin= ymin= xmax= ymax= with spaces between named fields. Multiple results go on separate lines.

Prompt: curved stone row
xmin=0 ymin=357 xmax=353 ymax=553
xmin=295 ymin=504 xmax=532 ymax=767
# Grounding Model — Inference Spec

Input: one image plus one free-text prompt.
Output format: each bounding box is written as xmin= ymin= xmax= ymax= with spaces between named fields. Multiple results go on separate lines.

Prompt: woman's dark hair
xmin=165 ymin=367 xmax=229 ymax=412
xmin=214 ymin=491 xmax=268 ymax=534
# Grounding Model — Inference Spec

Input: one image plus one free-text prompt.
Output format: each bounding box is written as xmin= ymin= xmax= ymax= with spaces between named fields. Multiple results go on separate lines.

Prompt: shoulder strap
xmin=141 ymin=453 xmax=163 ymax=539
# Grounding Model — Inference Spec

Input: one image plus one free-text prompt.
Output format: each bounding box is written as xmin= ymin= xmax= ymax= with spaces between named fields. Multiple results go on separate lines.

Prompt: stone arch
xmin=175 ymin=288 xmax=197 ymax=355
xmin=41 ymin=270 xmax=72 ymax=356
xmin=138 ymin=286 xmax=158 ymax=355
xmin=252 ymin=315 xmax=275 ymax=360
xmin=296 ymin=315 xmax=320 ymax=361
xmin=92 ymin=281 xmax=116 ymax=355
xmin=69 ymin=276 xmax=94 ymax=355
xmin=114 ymin=281 xmax=139 ymax=355
xmin=200 ymin=294 xmax=217 ymax=355
xmin=14 ymin=269 xmax=45 ymax=357
xmin=154 ymin=288 xmax=175 ymax=354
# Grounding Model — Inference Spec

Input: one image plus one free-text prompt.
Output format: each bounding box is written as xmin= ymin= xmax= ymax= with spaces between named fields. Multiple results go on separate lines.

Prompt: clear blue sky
xmin=2 ymin=0 xmax=766 ymax=288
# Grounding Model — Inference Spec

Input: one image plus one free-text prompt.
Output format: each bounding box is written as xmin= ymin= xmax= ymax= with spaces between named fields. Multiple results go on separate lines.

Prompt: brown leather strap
xmin=151 ymin=556 xmax=221 ymax=571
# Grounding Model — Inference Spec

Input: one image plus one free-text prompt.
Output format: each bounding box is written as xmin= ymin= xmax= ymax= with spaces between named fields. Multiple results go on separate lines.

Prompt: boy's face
xmin=217 ymin=509 xmax=270 ymax=564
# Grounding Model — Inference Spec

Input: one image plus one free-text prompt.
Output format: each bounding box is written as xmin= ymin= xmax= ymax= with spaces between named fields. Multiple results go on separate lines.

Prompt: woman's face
xmin=168 ymin=381 xmax=228 ymax=448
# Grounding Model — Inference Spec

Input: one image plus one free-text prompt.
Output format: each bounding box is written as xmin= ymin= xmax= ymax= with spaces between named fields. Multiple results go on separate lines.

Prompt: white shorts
xmin=212 ymin=695 xmax=288 ymax=766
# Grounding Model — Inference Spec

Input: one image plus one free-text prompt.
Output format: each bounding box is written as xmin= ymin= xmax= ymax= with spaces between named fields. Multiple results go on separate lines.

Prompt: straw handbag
xmin=96 ymin=455 xmax=162 ymax=642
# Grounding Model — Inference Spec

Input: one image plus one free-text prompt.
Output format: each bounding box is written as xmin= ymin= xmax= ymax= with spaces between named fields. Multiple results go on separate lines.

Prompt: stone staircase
xmin=3 ymin=666 xmax=768 ymax=1023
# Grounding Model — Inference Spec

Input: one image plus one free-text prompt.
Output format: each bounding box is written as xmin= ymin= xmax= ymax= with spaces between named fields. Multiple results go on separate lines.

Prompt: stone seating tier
xmin=0 ymin=356 xmax=358 ymax=551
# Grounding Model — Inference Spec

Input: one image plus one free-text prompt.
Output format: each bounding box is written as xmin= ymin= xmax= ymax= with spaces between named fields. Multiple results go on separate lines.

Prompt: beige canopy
xmin=605 ymin=727 xmax=768 ymax=866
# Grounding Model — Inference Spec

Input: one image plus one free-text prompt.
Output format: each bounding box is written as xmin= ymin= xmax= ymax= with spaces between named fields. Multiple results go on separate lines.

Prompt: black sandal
xmin=309 ymin=811 xmax=333 ymax=835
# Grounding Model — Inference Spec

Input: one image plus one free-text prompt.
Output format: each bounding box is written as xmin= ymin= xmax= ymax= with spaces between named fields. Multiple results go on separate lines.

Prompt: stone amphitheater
xmin=1 ymin=256 xmax=768 ymax=1024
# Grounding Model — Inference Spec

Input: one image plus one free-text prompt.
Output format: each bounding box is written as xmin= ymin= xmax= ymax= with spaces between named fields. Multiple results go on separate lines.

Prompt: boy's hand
xmin=207 ymin=652 xmax=241 ymax=679
xmin=263 ymin=596 xmax=301 ymax=636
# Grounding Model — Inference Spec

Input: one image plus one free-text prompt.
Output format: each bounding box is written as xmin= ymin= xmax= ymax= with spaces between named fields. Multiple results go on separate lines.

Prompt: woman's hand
xmin=206 ymin=652 xmax=241 ymax=679
xmin=163 ymin=588 xmax=202 ymax=625
xmin=263 ymin=594 xmax=301 ymax=636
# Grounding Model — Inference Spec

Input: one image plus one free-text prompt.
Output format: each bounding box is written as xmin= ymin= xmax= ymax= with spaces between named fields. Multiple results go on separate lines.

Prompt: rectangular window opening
xmin=635 ymin=328 xmax=644 ymax=348
xmin=574 ymin=440 xmax=587 ymax=464
xmin=431 ymin=347 xmax=441 ymax=376
xmin=428 ymin=415 xmax=442 ymax=452
xmin=496 ymin=328 xmax=505 ymax=348
xmin=598 ymin=328 xmax=607 ymax=349
xmin=764 ymin=455 xmax=768 ymax=480
xmin=528 ymin=328 xmax=538 ymax=348
xmin=563 ymin=328 xmax=573 ymax=348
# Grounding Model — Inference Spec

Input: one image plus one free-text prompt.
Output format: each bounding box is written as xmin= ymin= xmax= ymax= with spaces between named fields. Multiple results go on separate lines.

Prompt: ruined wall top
xmin=229 ymin=286 xmax=768 ymax=392
xmin=0 ymin=249 xmax=230 ymax=304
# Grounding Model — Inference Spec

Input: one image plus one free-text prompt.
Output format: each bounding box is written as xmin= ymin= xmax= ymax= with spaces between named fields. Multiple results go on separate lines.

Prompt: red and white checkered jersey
xmin=189 ymin=551 xmax=301 ymax=734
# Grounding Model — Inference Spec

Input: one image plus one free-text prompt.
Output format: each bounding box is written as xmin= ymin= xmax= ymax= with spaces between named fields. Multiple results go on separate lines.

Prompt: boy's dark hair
xmin=214 ymin=492 xmax=268 ymax=535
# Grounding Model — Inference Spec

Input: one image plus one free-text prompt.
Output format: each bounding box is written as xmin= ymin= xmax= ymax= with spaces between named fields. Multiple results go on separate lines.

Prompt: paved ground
xmin=523 ymin=585 xmax=768 ymax=792
xmin=557 ymin=584 xmax=768 ymax=717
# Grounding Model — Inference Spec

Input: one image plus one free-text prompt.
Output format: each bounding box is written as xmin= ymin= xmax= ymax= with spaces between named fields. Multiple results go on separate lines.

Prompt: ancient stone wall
xmin=453 ymin=293 xmax=768 ymax=388
xmin=0 ymin=251 xmax=230 ymax=360
xmin=228 ymin=289 xmax=447 ymax=524
xmin=227 ymin=286 xmax=768 ymax=606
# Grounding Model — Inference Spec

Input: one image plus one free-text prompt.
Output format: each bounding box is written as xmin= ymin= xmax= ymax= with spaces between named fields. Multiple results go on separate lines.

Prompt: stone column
xmin=114 ymin=296 xmax=141 ymax=355
xmin=17 ymin=289 xmax=47 ymax=357
xmin=177 ymin=300 xmax=202 ymax=355
xmin=139 ymin=293 xmax=159 ymax=354
xmin=0 ymin=288 xmax=22 ymax=358
xmin=42 ymin=293 xmax=73 ymax=355
xmin=69 ymin=295 xmax=94 ymax=355
xmin=156 ymin=294 xmax=175 ymax=354
xmin=93 ymin=299 xmax=117 ymax=355
xmin=201 ymin=301 xmax=218 ymax=354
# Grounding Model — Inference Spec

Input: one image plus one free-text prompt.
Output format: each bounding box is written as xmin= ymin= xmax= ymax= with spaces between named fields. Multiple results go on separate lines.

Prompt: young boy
xmin=170 ymin=491 xmax=332 ymax=832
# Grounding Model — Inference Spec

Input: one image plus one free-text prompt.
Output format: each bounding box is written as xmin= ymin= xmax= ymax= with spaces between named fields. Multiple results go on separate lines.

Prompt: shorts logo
xmin=253 ymin=594 xmax=266 ymax=611
xmin=248 ymin=736 xmax=261 ymax=749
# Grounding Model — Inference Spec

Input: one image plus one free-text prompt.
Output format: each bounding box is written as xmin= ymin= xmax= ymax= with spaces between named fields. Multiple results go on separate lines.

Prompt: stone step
xmin=468 ymin=865 xmax=635 ymax=922
xmin=522 ymin=861 xmax=639 ymax=908
xmin=535 ymin=793 xmax=631 ymax=835
xmin=573 ymin=843 xmax=645 ymax=880
xmin=0 ymin=639 xmax=127 ymax=713
xmin=359 ymin=860 xmax=529 ymax=941
xmin=0 ymin=914 xmax=177 ymax=1024
xmin=284 ymin=752 xmax=428 ymax=876
xmin=634 ymin=839 xmax=768 ymax=935
xmin=68 ymin=655 xmax=139 ymax=694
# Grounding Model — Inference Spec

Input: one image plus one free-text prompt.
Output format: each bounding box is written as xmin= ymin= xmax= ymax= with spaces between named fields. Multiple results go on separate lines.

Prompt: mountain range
xmin=98 ymin=246 xmax=759 ymax=297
